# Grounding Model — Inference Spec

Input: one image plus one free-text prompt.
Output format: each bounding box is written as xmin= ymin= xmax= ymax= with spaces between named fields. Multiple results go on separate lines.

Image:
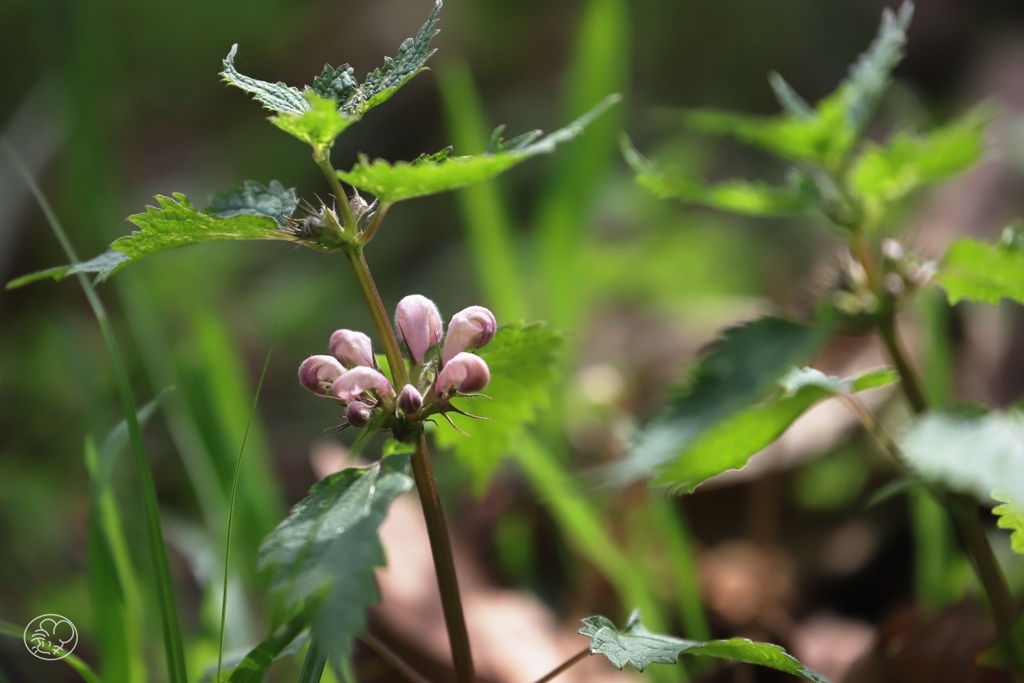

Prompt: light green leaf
xmin=613 ymin=316 xmax=830 ymax=484
xmin=655 ymin=366 xmax=897 ymax=491
xmin=221 ymin=44 xmax=309 ymax=116
xmin=270 ymin=92 xmax=359 ymax=153
xmin=6 ymin=249 xmax=129 ymax=289
xmin=851 ymin=108 xmax=989 ymax=203
xmin=209 ymin=180 xmax=298 ymax=227
xmin=581 ymin=610 xmax=830 ymax=681
xmin=936 ymin=237 xmax=1024 ymax=305
xmin=685 ymin=108 xmax=843 ymax=167
xmin=256 ymin=455 xmax=413 ymax=667
xmin=622 ymin=136 xmax=818 ymax=216
xmin=900 ymin=410 xmax=1024 ymax=504
xmin=338 ymin=94 xmax=621 ymax=204
xmin=433 ymin=322 xmax=564 ymax=493
xmin=992 ymin=491 xmax=1024 ymax=555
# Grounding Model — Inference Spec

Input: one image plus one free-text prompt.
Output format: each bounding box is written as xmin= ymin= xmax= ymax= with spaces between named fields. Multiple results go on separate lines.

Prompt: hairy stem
xmin=342 ymin=243 xmax=474 ymax=682
xmin=315 ymin=152 xmax=359 ymax=233
xmin=532 ymin=647 xmax=591 ymax=683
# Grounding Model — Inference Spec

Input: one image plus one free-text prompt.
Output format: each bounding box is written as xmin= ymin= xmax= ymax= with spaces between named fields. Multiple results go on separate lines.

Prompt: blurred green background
xmin=4 ymin=0 xmax=1024 ymax=681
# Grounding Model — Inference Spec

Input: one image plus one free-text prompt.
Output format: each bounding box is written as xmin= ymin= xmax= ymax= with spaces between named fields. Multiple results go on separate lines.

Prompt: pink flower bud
xmin=436 ymin=352 xmax=490 ymax=395
xmin=398 ymin=384 xmax=423 ymax=416
xmin=442 ymin=306 xmax=497 ymax=366
xmin=329 ymin=329 xmax=374 ymax=369
xmin=395 ymin=295 xmax=443 ymax=364
xmin=345 ymin=401 xmax=372 ymax=427
xmin=331 ymin=367 xmax=395 ymax=401
xmin=298 ymin=355 xmax=345 ymax=395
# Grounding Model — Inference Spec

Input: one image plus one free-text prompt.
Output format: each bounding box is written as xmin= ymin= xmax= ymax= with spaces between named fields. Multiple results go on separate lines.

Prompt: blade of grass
xmin=649 ymin=495 xmax=710 ymax=641
xmin=0 ymin=619 xmax=105 ymax=683
xmin=217 ymin=327 xmax=277 ymax=683
xmin=2 ymin=137 xmax=189 ymax=683
xmin=535 ymin=0 xmax=629 ymax=331
xmin=438 ymin=62 xmax=528 ymax=322
xmin=298 ymin=639 xmax=327 ymax=683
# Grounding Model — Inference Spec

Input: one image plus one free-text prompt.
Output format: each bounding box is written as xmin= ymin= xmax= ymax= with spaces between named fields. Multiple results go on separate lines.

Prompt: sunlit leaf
xmin=338 ymin=94 xmax=621 ymax=203
xmin=269 ymin=93 xmax=358 ymax=153
xmin=992 ymin=492 xmax=1024 ymax=555
xmin=221 ymin=44 xmax=309 ymax=116
xmin=581 ymin=610 xmax=830 ymax=681
xmin=936 ymin=236 xmax=1024 ymax=306
xmin=613 ymin=316 xmax=830 ymax=483
xmin=654 ymin=367 xmax=897 ymax=491
xmin=900 ymin=410 xmax=1024 ymax=504
xmin=433 ymin=322 xmax=563 ymax=493
xmin=257 ymin=455 xmax=413 ymax=668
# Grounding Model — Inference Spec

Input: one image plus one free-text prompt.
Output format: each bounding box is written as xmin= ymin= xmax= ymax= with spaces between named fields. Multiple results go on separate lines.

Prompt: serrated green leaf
xmin=768 ymin=72 xmax=814 ymax=120
xmin=257 ymin=455 xmax=413 ymax=667
xmin=900 ymin=410 xmax=1024 ymax=504
xmin=622 ymin=136 xmax=818 ymax=216
xmin=851 ymin=108 xmax=989 ymax=203
xmin=936 ymin=237 xmax=1024 ymax=305
xmin=338 ymin=94 xmax=621 ymax=204
xmin=580 ymin=611 xmax=830 ymax=681
xmin=613 ymin=316 xmax=830 ymax=483
xmin=433 ymin=322 xmax=564 ymax=493
xmin=221 ymin=44 xmax=309 ymax=116
xmin=992 ymin=491 xmax=1024 ymax=555
xmin=270 ymin=93 xmax=359 ymax=153
xmin=655 ymin=366 xmax=897 ymax=491
xmin=209 ymin=180 xmax=298 ymax=227
xmin=6 ymin=249 xmax=129 ymax=289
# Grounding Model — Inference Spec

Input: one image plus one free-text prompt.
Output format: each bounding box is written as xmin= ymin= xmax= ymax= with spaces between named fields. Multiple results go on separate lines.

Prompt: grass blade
xmin=297 ymin=639 xmax=327 ymax=683
xmin=2 ymin=137 xmax=189 ymax=683
xmin=216 ymin=327 xmax=277 ymax=683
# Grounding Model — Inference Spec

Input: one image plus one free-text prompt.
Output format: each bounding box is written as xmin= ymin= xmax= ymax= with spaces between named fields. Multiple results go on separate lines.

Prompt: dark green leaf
xmin=580 ymin=610 xmax=830 ymax=681
xmin=900 ymin=410 xmax=1024 ymax=503
xmin=936 ymin=237 xmax=1024 ymax=306
xmin=221 ymin=44 xmax=309 ymax=116
xmin=613 ymin=317 xmax=830 ymax=483
xmin=992 ymin=491 xmax=1024 ymax=555
xmin=210 ymin=614 xmax=309 ymax=683
xmin=654 ymin=366 xmax=897 ymax=491
xmin=6 ymin=249 xmax=129 ymax=289
xmin=257 ymin=455 xmax=413 ymax=667
xmin=209 ymin=180 xmax=298 ymax=228
xmin=95 ymin=388 xmax=173 ymax=491
xmin=622 ymin=136 xmax=818 ymax=216
xmin=434 ymin=322 xmax=564 ymax=493
xmin=851 ymin=107 xmax=989 ymax=203
xmin=338 ymin=94 xmax=621 ymax=203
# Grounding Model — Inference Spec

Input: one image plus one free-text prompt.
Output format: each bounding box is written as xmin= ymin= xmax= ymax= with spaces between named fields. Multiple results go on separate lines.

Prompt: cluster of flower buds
xmin=298 ymin=295 xmax=496 ymax=434
xmin=828 ymin=240 xmax=936 ymax=325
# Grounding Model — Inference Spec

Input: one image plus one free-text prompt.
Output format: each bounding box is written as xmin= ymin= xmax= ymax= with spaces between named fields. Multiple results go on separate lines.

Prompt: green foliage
xmin=900 ymin=410 xmax=1024 ymax=503
xmin=215 ymin=614 xmax=309 ymax=683
xmin=580 ymin=610 xmax=830 ymax=681
xmin=6 ymin=250 xmax=129 ymax=289
xmin=621 ymin=136 xmax=818 ymax=215
xmin=209 ymin=180 xmax=298 ymax=227
xmin=270 ymin=93 xmax=358 ymax=152
xmin=655 ymin=366 xmax=897 ymax=491
xmin=936 ymin=235 xmax=1024 ymax=306
xmin=434 ymin=322 xmax=564 ymax=492
xmin=221 ymin=43 xmax=309 ymax=115
xmin=615 ymin=316 xmax=829 ymax=483
xmin=337 ymin=94 xmax=621 ymax=204
xmin=992 ymin=492 xmax=1024 ymax=555
xmin=256 ymin=455 xmax=413 ymax=667
xmin=851 ymin=108 xmax=989 ymax=204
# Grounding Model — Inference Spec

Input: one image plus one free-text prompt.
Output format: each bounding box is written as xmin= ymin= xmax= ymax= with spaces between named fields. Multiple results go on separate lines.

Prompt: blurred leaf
xmin=0 ymin=620 xmax=105 ymax=683
xmin=434 ymin=322 xmax=563 ymax=492
xmin=614 ymin=316 xmax=829 ymax=483
xmin=221 ymin=43 xmax=309 ymax=115
xmin=992 ymin=491 xmax=1024 ymax=555
xmin=936 ymin=237 xmax=1024 ymax=305
xmin=655 ymin=366 xmax=897 ymax=491
xmin=209 ymin=180 xmax=298 ymax=227
xmin=685 ymin=108 xmax=847 ymax=167
xmin=622 ymin=136 xmax=818 ymax=215
xmin=257 ymin=455 xmax=413 ymax=667
xmin=978 ymin=615 xmax=1024 ymax=672
xmin=6 ymin=250 xmax=128 ymax=289
xmin=851 ymin=108 xmax=989 ymax=203
xmin=580 ymin=610 xmax=830 ymax=681
xmin=94 ymin=388 xmax=173 ymax=490
xmin=338 ymin=95 xmax=621 ymax=204
xmin=900 ymin=410 xmax=1024 ymax=503
xmin=768 ymin=72 xmax=814 ymax=119
xmin=212 ymin=615 xmax=309 ymax=683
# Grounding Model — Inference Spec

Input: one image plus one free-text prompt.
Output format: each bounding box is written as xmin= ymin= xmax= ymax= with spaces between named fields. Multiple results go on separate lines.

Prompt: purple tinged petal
xmin=442 ymin=306 xmax=497 ymax=366
xmin=395 ymin=294 xmax=443 ymax=364
xmin=298 ymin=355 xmax=345 ymax=395
xmin=345 ymin=401 xmax=373 ymax=427
xmin=398 ymin=384 xmax=423 ymax=416
xmin=436 ymin=352 xmax=490 ymax=395
xmin=330 ymin=329 xmax=374 ymax=368
xmin=331 ymin=367 xmax=396 ymax=401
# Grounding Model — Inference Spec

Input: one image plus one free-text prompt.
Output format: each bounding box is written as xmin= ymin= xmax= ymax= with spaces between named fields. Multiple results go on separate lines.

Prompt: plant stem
xmin=877 ymin=313 xmax=928 ymax=414
xmin=298 ymin=638 xmax=327 ymax=683
xmin=532 ymin=647 xmax=591 ymax=683
xmin=341 ymin=243 xmax=475 ymax=682
xmin=315 ymin=152 xmax=359 ymax=233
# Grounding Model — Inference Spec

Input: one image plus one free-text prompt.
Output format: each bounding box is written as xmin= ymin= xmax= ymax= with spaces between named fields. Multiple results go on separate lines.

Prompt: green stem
xmin=877 ymin=313 xmax=929 ymax=414
xmin=342 ymin=246 xmax=408 ymax=386
xmin=2 ymin=138 xmax=189 ymax=683
xmin=532 ymin=647 xmax=590 ymax=683
xmin=297 ymin=638 xmax=327 ymax=683
xmin=314 ymin=152 xmax=359 ymax=233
